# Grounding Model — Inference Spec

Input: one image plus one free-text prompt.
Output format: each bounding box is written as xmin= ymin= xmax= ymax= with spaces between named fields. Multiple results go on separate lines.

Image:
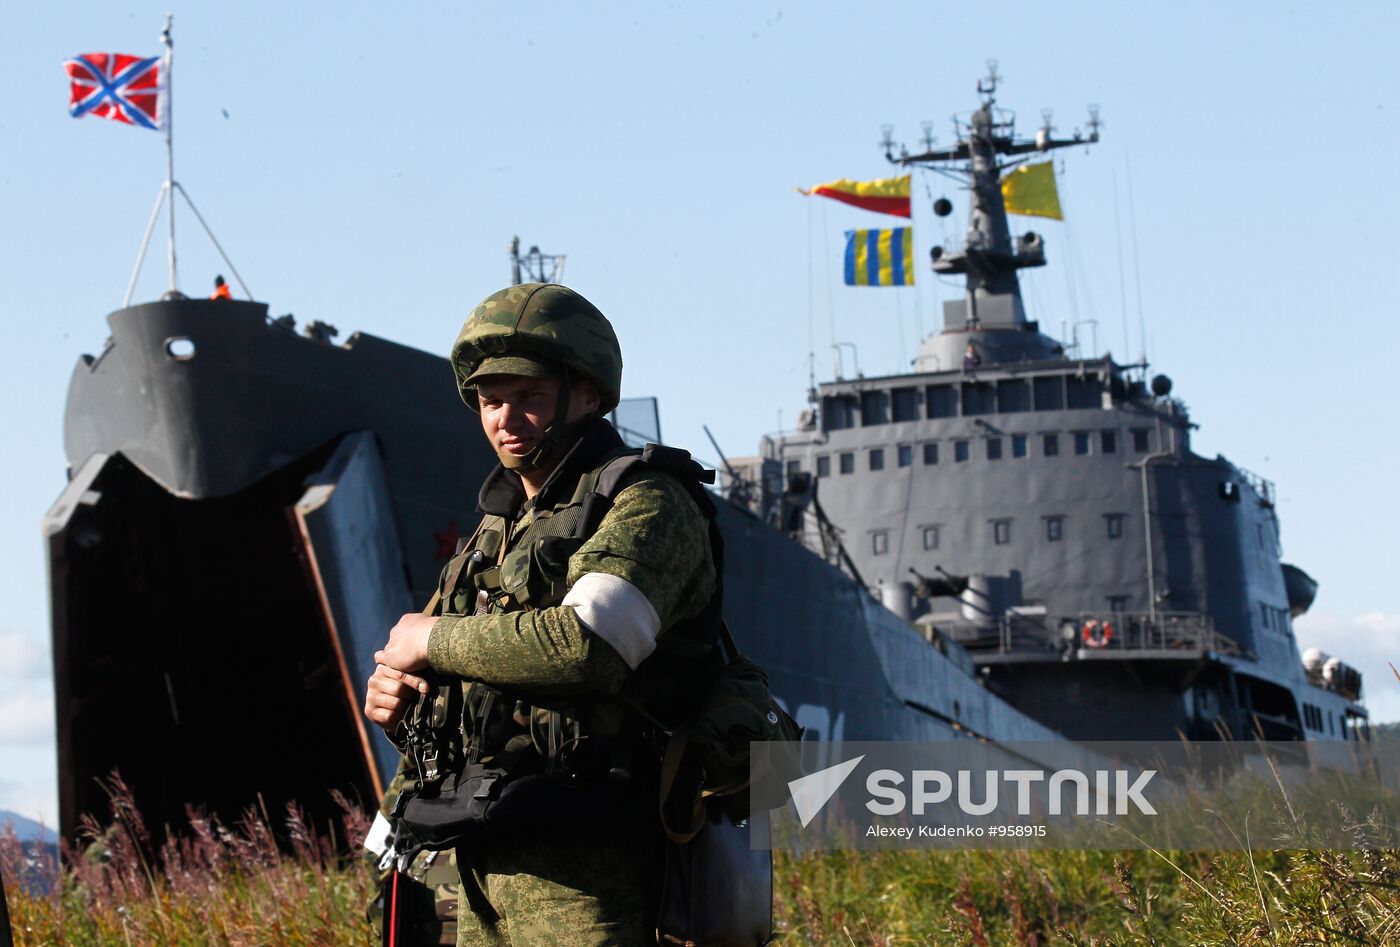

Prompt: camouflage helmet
xmin=451 ymin=283 xmax=623 ymax=413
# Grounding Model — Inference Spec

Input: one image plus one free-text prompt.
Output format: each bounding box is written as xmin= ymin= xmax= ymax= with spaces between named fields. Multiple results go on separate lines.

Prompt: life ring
xmin=1082 ymin=619 xmax=1114 ymax=648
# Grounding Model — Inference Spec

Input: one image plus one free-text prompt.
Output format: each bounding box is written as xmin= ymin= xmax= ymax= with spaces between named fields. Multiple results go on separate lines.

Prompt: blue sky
xmin=1 ymin=1 xmax=1397 ymax=824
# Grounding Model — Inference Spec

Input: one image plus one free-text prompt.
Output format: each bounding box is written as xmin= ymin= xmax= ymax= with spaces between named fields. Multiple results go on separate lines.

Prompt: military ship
xmin=45 ymin=69 xmax=1366 ymax=842
xmin=46 ymin=260 xmax=1067 ymax=838
xmin=735 ymin=67 xmax=1367 ymax=745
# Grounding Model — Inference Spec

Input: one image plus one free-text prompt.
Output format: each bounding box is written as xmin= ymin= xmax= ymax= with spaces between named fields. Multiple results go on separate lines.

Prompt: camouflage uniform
xmin=435 ymin=420 xmax=715 ymax=946
xmin=403 ymin=284 xmax=717 ymax=946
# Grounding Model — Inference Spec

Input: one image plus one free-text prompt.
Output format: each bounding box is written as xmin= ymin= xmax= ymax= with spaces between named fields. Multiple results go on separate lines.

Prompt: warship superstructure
xmin=743 ymin=68 xmax=1366 ymax=744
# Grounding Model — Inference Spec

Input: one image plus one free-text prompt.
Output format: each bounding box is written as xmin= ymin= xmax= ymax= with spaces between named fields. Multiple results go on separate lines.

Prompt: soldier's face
xmin=476 ymin=374 xmax=601 ymax=463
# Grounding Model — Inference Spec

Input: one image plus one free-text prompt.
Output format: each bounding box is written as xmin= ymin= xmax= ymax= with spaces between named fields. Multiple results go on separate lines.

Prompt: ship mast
xmin=885 ymin=62 xmax=1099 ymax=346
xmin=508 ymin=236 xmax=567 ymax=286
xmin=122 ymin=15 xmax=251 ymax=307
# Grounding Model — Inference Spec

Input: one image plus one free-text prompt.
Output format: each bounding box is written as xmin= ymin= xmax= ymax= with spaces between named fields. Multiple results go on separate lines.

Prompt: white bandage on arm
xmin=561 ymin=571 xmax=663 ymax=669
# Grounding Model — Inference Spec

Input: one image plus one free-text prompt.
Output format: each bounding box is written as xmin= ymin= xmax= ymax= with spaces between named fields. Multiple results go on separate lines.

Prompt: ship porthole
xmin=165 ymin=337 xmax=197 ymax=361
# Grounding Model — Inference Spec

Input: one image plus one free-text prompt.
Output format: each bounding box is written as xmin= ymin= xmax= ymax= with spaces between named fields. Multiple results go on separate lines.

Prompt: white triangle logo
xmin=788 ymin=755 xmax=865 ymax=828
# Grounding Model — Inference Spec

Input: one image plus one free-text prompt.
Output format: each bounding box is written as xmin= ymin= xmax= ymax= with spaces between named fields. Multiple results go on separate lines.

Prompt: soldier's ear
xmin=573 ymin=378 xmax=602 ymax=414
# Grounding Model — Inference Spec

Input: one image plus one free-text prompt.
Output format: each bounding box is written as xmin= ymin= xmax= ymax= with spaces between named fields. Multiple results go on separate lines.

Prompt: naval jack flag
xmin=65 ymin=53 xmax=163 ymax=130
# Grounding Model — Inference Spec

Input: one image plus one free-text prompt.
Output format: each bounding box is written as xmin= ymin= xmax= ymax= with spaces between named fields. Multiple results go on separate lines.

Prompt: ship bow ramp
xmin=48 ymin=298 xmax=491 ymax=838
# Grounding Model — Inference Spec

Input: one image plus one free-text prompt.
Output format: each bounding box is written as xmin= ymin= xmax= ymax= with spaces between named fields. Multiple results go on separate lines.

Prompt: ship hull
xmin=48 ymin=299 xmax=1061 ymax=837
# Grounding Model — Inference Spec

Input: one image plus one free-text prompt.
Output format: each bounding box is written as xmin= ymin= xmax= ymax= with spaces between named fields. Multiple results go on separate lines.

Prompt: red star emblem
xmin=433 ymin=519 xmax=460 ymax=560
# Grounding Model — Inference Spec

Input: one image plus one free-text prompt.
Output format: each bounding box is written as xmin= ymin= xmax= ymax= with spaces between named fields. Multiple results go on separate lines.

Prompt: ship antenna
xmin=1113 ymin=172 xmax=1131 ymax=360
xmin=507 ymin=237 xmax=567 ymax=285
xmin=1125 ymin=152 xmax=1149 ymax=366
xmin=977 ymin=59 xmax=1000 ymax=104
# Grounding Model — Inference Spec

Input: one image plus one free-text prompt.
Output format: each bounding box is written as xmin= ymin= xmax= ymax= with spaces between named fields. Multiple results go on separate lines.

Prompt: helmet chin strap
xmin=498 ymin=369 xmax=592 ymax=474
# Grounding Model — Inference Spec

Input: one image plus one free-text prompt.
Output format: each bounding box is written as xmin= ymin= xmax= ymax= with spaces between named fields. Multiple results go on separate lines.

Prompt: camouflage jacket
xmin=425 ymin=418 xmax=717 ymax=700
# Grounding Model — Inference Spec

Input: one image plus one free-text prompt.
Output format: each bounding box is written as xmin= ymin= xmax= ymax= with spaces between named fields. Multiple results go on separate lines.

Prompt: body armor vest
xmin=402 ymin=441 xmax=724 ymax=795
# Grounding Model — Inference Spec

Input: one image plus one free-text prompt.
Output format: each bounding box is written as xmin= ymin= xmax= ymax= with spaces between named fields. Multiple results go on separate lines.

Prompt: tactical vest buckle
xmin=471 ymin=773 xmax=499 ymax=800
xmin=417 ymin=741 xmax=441 ymax=783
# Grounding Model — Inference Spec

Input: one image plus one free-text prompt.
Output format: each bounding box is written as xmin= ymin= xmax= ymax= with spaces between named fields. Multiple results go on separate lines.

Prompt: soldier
xmin=364 ymin=282 xmax=721 ymax=946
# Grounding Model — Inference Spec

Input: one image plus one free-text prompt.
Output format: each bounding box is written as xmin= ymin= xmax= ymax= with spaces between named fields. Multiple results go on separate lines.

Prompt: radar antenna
xmin=508 ymin=236 xmax=567 ymax=286
xmin=919 ymin=121 xmax=936 ymax=153
xmin=977 ymin=59 xmax=1000 ymax=103
xmin=1086 ymin=103 xmax=1103 ymax=143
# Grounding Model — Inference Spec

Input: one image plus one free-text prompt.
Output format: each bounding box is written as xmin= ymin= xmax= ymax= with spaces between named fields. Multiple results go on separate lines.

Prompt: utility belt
xmin=383 ymin=672 xmax=654 ymax=870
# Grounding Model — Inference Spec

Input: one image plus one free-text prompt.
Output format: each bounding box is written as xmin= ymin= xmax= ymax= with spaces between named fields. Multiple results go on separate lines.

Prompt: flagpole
xmin=123 ymin=185 xmax=168 ymax=307
xmin=161 ymin=13 xmax=176 ymax=295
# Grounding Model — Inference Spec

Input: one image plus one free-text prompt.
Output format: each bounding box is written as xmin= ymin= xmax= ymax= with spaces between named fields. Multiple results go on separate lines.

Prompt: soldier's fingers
xmin=366 ymin=689 xmax=406 ymax=712
xmin=366 ymin=673 xmax=416 ymax=700
xmin=364 ymin=704 xmax=403 ymax=727
xmin=372 ymin=662 xmax=429 ymax=694
xmin=364 ymin=691 xmax=409 ymax=725
xmin=363 ymin=692 xmax=397 ymax=723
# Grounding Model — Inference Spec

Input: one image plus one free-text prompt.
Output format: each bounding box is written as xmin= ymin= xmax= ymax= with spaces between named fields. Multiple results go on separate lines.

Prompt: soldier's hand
xmin=375 ymin=612 xmax=436 ymax=673
xmin=364 ymin=663 xmax=429 ymax=730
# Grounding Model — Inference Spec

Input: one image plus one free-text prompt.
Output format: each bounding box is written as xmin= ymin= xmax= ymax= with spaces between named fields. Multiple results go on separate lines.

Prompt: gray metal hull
xmin=48 ymin=298 xmax=1057 ymax=838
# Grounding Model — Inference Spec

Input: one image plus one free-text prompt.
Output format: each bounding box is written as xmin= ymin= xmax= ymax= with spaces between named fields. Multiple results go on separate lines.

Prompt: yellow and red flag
xmin=799 ymin=175 xmax=910 ymax=218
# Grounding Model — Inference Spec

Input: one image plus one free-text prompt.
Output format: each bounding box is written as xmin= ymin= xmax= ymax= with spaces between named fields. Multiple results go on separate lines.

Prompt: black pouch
xmin=394 ymin=762 xmax=517 ymax=853
xmin=656 ymin=803 xmax=774 ymax=947
xmin=394 ymin=760 xmax=624 ymax=857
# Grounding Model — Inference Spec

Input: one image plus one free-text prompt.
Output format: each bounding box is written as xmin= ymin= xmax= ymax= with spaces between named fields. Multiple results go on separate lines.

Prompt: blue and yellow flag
xmin=844 ymin=227 xmax=913 ymax=286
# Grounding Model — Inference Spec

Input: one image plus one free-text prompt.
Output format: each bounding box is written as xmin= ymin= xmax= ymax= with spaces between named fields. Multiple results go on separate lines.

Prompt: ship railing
xmin=1061 ymin=612 xmax=1243 ymax=657
xmin=1236 ymin=466 xmax=1276 ymax=505
xmin=945 ymin=611 xmax=1244 ymax=659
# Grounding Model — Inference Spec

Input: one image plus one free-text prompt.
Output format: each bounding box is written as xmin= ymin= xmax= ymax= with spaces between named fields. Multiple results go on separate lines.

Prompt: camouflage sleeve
xmin=424 ymin=472 xmax=713 ymax=694
xmin=567 ymin=470 xmax=714 ymax=631
xmin=426 ymin=606 xmax=629 ymax=695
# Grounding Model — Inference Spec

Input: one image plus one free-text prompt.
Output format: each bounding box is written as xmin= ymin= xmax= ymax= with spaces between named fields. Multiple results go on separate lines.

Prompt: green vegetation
xmin=774 ymin=838 xmax=1400 ymax=945
xmin=4 ymin=775 xmax=1399 ymax=945
xmin=773 ymin=760 xmax=1400 ymax=944
xmin=0 ymin=775 xmax=378 ymax=946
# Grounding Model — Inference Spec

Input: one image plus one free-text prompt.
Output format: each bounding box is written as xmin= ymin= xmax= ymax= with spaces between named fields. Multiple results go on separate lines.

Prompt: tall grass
xmin=774 ymin=806 xmax=1400 ymax=945
xmin=0 ymin=774 xmax=378 ymax=946
xmin=4 ymin=777 xmax=1399 ymax=945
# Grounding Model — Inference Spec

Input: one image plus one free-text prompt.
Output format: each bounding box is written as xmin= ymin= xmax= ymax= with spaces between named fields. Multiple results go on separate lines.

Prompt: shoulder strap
xmin=594 ymin=451 xmax=647 ymax=505
xmin=573 ymin=443 xmax=716 ymax=539
xmin=575 ymin=452 xmax=640 ymax=539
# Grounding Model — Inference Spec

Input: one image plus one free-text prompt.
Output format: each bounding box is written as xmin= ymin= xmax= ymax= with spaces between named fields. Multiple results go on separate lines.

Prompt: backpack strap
xmin=575 ymin=451 xmax=645 ymax=538
xmin=575 ymin=442 xmax=718 ymax=538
